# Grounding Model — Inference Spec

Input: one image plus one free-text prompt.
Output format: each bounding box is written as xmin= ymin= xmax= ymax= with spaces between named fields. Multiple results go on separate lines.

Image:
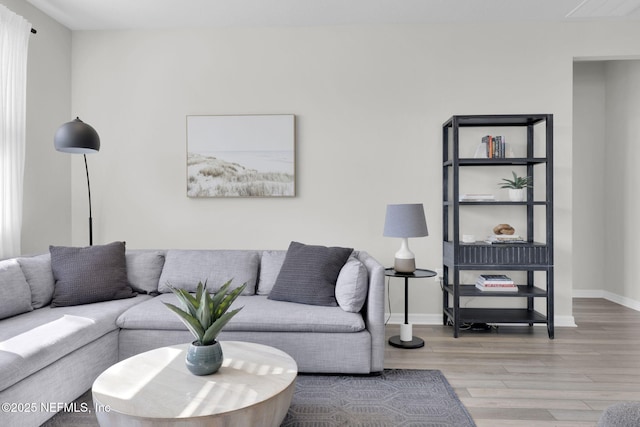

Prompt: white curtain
xmin=0 ymin=5 xmax=31 ymax=259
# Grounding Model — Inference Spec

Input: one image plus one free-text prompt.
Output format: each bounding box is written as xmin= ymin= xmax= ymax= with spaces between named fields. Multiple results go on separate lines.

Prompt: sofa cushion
xmin=157 ymin=250 xmax=259 ymax=295
xmin=268 ymin=241 xmax=353 ymax=306
xmin=335 ymin=254 xmax=369 ymax=313
xmin=257 ymin=250 xmax=286 ymax=295
xmin=117 ymin=294 xmax=365 ymax=333
xmin=17 ymin=253 xmax=54 ymax=308
xmin=49 ymin=241 xmax=137 ymax=307
xmin=0 ymin=294 xmax=152 ymax=391
xmin=126 ymin=250 xmax=165 ymax=294
xmin=0 ymin=259 xmax=33 ymax=320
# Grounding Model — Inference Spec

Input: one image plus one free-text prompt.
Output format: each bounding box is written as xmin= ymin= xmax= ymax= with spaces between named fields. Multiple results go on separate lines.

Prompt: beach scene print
xmin=187 ymin=115 xmax=295 ymax=197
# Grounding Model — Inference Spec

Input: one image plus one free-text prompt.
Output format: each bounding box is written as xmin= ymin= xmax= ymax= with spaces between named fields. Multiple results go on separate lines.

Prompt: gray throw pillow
xmin=257 ymin=250 xmax=286 ymax=295
xmin=125 ymin=250 xmax=165 ymax=294
xmin=50 ymin=241 xmax=137 ymax=307
xmin=268 ymin=241 xmax=353 ymax=306
xmin=0 ymin=259 xmax=33 ymax=319
xmin=335 ymin=254 xmax=369 ymax=313
xmin=17 ymin=253 xmax=55 ymax=308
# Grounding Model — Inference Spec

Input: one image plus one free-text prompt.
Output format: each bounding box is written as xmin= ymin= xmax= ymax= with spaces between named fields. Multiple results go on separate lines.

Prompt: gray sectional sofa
xmin=0 ymin=242 xmax=385 ymax=427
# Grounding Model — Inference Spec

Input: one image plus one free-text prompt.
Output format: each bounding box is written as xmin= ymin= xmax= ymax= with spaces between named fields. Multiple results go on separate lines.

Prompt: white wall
xmin=0 ymin=0 xmax=72 ymax=254
xmin=604 ymin=61 xmax=640 ymax=303
xmin=572 ymin=62 xmax=606 ymax=292
xmin=573 ymin=60 xmax=640 ymax=309
xmin=64 ymin=21 xmax=640 ymax=322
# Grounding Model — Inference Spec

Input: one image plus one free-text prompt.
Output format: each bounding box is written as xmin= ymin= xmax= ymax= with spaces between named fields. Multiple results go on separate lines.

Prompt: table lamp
xmin=383 ymin=203 xmax=428 ymax=273
xmin=54 ymin=117 xmax=100 ymax=246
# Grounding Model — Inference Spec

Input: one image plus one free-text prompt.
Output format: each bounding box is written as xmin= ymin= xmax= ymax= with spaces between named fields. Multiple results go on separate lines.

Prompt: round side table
xmin=385 ymin=267 xmax=436 ymax=349
xmin=92 ymin=341 xmax=297 ymax=427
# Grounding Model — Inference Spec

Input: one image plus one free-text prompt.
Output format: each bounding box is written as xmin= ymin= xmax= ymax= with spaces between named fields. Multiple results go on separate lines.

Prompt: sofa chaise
xmin=0 ymin=241 xmax=385 ymax=427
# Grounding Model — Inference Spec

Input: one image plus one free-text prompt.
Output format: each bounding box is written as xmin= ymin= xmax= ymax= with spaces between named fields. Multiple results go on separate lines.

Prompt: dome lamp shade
xmin=54 ymin=117 xmax=100 ymax=154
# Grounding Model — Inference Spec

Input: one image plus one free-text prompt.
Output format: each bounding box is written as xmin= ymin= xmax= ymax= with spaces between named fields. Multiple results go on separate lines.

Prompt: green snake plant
xmin=498 ymin=171 xmax=532 ymax=189
xmin=164 ymin=280 xmax=246 ymax=346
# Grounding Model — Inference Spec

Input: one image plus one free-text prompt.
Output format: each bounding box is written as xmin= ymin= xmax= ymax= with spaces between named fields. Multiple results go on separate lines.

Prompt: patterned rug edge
xmin=41 ymin=368 xmax=476 ymax=427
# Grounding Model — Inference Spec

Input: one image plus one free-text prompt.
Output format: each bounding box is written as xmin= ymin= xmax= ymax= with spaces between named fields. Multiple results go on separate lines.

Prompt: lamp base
xmin=394 ymin=257 xmax=416 ymax=273
xmin=389 ymin=332 xmax=425 ymax=349
xmin=394 ymin=320 xmax=423 ymax=349
xmin=400 ymin=323 xmax=413 ymax=341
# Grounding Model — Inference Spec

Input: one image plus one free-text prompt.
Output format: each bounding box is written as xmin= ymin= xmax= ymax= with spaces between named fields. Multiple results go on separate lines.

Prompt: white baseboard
xmin=574 ymin=289 xmax=640 ymax=312
xmin=553 ymin=315 xmax=577 ymax=327
xmin=385 ymin=313 xmax=577 ymax=327
xmin=385 ymin=313 xmax=442 ymax=325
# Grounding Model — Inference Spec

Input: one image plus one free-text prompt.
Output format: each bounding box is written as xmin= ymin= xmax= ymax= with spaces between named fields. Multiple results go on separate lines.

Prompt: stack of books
xmin=481 ymin=135 xmax=509 ymax=158
xmin=475 ymin=274 xmax=518 ymax=292
xmin=485 ymin=234 xmax=526 ymax=244
xmin=459 ymin=193 xmax=495 ymax=202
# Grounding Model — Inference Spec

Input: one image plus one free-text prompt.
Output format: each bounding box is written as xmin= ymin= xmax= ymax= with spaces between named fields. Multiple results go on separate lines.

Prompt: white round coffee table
xmin=92 ymin=341 xmax=298 ymax=427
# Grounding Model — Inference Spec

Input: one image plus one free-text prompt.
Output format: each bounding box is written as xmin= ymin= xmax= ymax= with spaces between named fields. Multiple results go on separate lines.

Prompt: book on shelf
xmin=485 ymin=234 xmax=527 ymax=244
xmin=475 ymin=283 xmax=518 ymax=292
xmin=477 ymin=274 xmax=514 ymax=285
xmin=460 ymin=193 xmax=495 ymax=202
xmin=479 ymin=274 xmax=512 ymax=280
xmin=478 ymin=274 xmax=511 ymax=282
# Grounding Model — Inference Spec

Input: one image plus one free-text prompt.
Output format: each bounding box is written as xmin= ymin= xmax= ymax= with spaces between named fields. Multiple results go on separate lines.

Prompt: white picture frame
xmin=186 ymin=114 xmax=295 ymax=198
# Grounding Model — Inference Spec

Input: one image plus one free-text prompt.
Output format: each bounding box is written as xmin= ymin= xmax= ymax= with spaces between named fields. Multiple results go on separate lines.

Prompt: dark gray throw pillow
xmin=268 ymin=241 xmax=353 ymax=306
xmin=50 ymin=241 xmax=136 ymax=307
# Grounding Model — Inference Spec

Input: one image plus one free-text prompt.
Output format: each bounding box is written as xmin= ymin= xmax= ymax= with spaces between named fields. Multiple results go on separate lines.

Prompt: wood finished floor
xmin=384 ymin=298 xmax=640 ymax=427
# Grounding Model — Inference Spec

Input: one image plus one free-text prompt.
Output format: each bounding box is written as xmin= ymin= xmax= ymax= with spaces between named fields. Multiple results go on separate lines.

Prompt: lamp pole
xmin=84 ymin=154 xmax=93 ymax=246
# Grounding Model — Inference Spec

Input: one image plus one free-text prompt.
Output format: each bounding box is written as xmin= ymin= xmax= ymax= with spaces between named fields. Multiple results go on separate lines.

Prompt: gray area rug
xmin=42 ymin=369 xmax=475 ymax=427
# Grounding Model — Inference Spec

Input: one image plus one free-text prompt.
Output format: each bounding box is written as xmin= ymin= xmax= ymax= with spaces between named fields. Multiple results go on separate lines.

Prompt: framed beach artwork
xmin=186 ymin=114 xmax=295 ymax=197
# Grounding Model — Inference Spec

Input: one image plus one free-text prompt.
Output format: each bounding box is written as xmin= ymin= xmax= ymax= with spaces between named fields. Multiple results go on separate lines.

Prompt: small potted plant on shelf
xmin=164 ymin=280 xmax=246 ymax=375
xmin=499 ymin=171 xmax=532 ymax=202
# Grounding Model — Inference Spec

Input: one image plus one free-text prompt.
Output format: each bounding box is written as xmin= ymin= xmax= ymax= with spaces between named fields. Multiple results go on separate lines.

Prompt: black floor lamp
xmin=54 ymin=117 xmax=101 ymax=246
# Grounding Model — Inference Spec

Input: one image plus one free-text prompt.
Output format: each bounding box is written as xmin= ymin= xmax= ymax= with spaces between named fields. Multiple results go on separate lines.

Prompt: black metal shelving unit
xmin=442 ymin=114 xmax=554 ymax=338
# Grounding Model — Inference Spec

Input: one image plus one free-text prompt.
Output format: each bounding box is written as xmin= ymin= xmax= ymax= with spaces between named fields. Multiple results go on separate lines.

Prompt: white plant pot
xmin=508 ymin=188 xmax=526 ymax=202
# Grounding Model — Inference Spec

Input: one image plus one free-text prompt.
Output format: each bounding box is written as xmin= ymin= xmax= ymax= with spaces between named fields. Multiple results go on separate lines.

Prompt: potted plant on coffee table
xmin=499 ymin=171 xmax=532 ymax=202
xmin=164 ymin=280 xmax=246 ymax=375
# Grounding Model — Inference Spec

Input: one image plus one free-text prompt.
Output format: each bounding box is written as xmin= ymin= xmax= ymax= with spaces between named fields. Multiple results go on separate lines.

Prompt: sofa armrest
xmin=356 ymin=251 xmax=385 ymax=372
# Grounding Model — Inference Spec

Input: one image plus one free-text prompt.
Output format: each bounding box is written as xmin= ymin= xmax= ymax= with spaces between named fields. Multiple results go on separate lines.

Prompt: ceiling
xmin=24 ymin=0 xmax=640 ymax=31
